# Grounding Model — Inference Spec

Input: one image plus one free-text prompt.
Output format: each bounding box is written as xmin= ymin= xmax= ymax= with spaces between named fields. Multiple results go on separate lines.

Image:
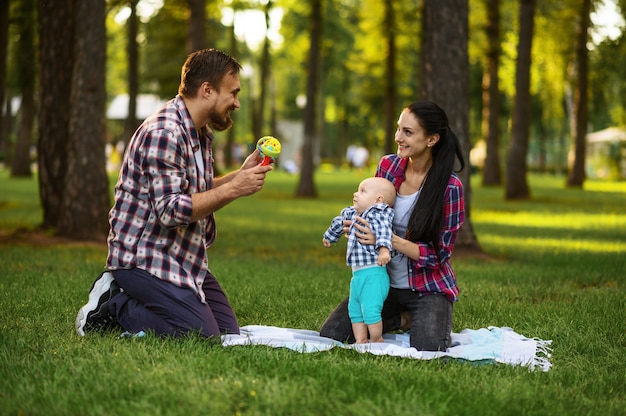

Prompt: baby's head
xmin=353 ymin=177 xmax=396 ymax=214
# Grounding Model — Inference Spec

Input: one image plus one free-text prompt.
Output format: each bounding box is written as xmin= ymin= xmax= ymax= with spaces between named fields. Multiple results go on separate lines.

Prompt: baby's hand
xmin=377 ymin=247 xmax=391 ymax=266
xmin=322 ymin=238 xmax=332 ymax=248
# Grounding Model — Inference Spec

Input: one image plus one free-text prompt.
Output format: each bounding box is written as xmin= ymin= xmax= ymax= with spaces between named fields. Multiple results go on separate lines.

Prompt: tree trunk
xmin=422 ymin=0 xmax=480 ymax=250
xmin=296 ymin=0 xmax=322 ymax=198
xmin=505 ymin=0 xmax=535 ymax=200
xmin=57 ymin=0 xmax=110 ymax=240
xmin=11 ymin=0 xmax=36 ymax=178
xmin=254 ymin=0 xmax=272 ymax=141
xmin=383 ymin=0 xmax=397 ymax=156
xmin=225 ymin=21 xmax=237 ymax=168
xmin=0 ymin=0 xmax=9 ymax=161
xmin=187 ymin=0 xmax=206 ymax=54
xmin=566 ymin=0 xmax=591 ymax=188
xmin=124 ymin=0 xmax=139 ymax=145
xmin=481 ymin=0 xmax=501 ymax=186
xmin=38 ymin=0 xmax=74 ymax=229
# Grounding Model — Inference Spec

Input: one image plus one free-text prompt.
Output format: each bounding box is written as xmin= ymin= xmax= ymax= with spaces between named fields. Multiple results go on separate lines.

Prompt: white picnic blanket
xmin=222 ymin=325 xmax=553 ymax=372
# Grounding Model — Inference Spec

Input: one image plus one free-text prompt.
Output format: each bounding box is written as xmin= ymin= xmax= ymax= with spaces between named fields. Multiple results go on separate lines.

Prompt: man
xmin=76 ymin=48 xmax=272 ymax=338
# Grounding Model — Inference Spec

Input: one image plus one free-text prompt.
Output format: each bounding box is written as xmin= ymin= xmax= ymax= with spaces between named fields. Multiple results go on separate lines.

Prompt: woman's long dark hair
xmin=405 ymin=101 xmax=464 ymax=254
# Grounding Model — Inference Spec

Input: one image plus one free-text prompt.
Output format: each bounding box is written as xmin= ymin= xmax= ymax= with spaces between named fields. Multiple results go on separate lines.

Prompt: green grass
xmin=0 ymin=168 xmax=625 ymax=415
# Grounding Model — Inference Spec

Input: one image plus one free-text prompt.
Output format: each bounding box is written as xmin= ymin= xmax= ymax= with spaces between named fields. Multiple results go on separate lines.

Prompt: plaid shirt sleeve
xmin=369 ymin=204 xmax=394 ymax=251
xmin=143 ymin=126 xmax=194 ymax=228
xmin=323 ymin=207 xmax=355 ymax=244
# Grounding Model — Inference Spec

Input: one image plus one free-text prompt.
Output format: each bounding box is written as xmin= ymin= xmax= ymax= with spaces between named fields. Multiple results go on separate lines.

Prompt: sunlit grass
xmin=1 ymin=168 xmax=626 ymax=415
xmin=479 ymin=233 xmax=626 ymax=254
xmin=473 ymin=211 xmax=625 ymax=230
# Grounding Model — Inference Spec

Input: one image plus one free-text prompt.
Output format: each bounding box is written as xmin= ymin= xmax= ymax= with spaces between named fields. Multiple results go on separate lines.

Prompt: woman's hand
xmin=352 ymin=216 xmax=377 ymax=245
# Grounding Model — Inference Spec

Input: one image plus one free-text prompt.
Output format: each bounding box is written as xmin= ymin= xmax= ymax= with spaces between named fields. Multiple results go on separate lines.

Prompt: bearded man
xmin=76 ymin=49 xmax=272 ymax=338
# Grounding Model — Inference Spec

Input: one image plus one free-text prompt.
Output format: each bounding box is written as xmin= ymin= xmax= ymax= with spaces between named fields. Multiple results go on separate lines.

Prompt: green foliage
xmin=590 ymin=35 xmax=626 ymax=128
xmin=141 ymin=0 xmax=190 ymax=97
xmin=105 ymin=8 xmax=129 ymax=100
xmin=1 ymin=169 xmax=625 ymax=415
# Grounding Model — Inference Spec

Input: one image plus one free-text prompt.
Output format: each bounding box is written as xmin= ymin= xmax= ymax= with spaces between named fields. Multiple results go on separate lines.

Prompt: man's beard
xmin=209 ymin=108 xmax=234 ymax=132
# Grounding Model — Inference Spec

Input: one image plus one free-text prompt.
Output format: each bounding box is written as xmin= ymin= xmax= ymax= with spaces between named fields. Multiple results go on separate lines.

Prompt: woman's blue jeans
xmin=320 ymin=288 xmax=453 ymax=351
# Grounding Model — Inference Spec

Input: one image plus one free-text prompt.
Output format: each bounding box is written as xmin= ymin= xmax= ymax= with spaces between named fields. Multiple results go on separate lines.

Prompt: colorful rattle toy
xmin=257 ymin=136 xmax=281 ymax=166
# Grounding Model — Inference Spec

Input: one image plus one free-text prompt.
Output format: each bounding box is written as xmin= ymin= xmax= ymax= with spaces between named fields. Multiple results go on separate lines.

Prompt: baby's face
xmin=353 ymin=178 xmax=381 ymax=214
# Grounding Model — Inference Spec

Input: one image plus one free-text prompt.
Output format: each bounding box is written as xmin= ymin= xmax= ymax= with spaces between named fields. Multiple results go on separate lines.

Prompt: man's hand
xmin=241 ymin=148 xmax=264 ymax=170
xmin=230 ymin=162 xmax=272 ymax=197
xmin=190 ymin=149 xmax=271 ymax=221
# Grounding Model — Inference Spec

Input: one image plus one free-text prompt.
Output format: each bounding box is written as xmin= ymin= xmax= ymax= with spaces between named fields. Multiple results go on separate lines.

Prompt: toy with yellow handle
xmin=257 ymin=136 xmax=281 ymax=166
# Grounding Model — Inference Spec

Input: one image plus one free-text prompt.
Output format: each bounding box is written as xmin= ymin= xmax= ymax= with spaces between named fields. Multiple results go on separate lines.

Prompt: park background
xmin=1 ymin=0 xmax=625 ymax=415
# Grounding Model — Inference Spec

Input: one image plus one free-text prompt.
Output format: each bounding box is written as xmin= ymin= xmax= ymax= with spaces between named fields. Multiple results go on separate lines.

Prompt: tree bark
xmin=566 ymin=0 xmax=591 ymax=188
xmin=0 ymin=0 xmax=9 ymax=161
xmin=422 ymin=0 xmax=479 ymax=250
xmin=254 ymin=0 xmax=272 ymax=141
xmin=11 ymin=0 xmax=36 ymax=178
xmin=38 ymin=0 xmax=74 ymax=229
xmin=57 ymin=0 xmax=110 ymax=240
xmin=383 ymin=0 xmax=397 ymax=156
xmin=187 ymin=0 xmax=206 ymax=54
xmin=296 ymin=0 xmax=322 ymax=198
xmin=124 ymin=0 xmax=139 ymax=144
xmin=481 ymin=0 xmax=501 ymax=186
xmin=224 ymin=21 xmax=236 ymax=168
xmin=505 ymin=0 xmax=535 ymax=200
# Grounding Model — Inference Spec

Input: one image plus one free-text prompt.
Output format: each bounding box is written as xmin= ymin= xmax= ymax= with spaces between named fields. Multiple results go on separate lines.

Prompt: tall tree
xmin=57 ymin=0 xmax=110 ymax=240
xmin=187 ymin=0 xmax=206 ymax=53
xmin=253 ymin=0 xmax=273 ymax=141
xmin=566 ymin=0 xmax=592 ymax=188
xmin=124 ymin=0 xmax=140 ymax=144
xmin=296 ymin=0 xmax=322 ymax=198
xmin=382 ymin=0 xmax=397 ymax=156
xmin=38 ymin=0 xmax=74 ymax=230
xmin=505 ymin=0 xmax=535 ymax=200
xmin=481 ymin=0 xmax=502 ymax=186
xmin=10 ymin=0 xmax=36 ymax=178
xmin=422 ymin=0 xmax=480 ymax=250
xmin=0 ymin=0 xmax=8 ymax=161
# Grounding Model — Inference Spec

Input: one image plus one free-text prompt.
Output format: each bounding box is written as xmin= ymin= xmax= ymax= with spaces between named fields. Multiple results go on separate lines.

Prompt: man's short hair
xmin=178 ymin=48 xmax=242 ymax=98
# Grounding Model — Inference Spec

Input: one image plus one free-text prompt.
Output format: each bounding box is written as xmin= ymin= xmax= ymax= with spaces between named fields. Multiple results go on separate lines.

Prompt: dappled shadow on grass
xmin=0 ymin=227 xmax=105 ymax=248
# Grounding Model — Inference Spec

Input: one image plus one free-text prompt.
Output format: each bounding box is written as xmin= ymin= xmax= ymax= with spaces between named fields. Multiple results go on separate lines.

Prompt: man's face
xmin=208 ymin=73 xmax=241 ymax=131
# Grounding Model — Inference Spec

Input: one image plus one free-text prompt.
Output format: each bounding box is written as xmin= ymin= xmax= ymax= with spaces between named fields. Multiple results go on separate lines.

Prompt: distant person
xmin=323 ymin=177 xmax=396 ymax=343
xmin=320 ymin=101 xmax=465 ymax=351
xmin=351 ymin=146 xmax=369 ymax=170
xmin=76 ymin=48 xmax=273 ymax=338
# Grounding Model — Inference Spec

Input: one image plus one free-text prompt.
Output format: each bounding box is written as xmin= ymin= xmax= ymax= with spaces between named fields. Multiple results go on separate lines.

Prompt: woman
xmin=320 ymin=101 xmax=465 ymax=351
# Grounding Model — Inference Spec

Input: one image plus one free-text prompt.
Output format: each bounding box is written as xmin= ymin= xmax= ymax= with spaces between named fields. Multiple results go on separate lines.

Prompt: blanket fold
xmin=222 ymin=325 xmax=553 ymax=372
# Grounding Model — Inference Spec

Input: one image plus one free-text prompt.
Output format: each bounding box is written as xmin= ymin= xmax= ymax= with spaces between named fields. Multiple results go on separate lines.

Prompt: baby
xmin=323 ymin=177 xmax=396 ymax=343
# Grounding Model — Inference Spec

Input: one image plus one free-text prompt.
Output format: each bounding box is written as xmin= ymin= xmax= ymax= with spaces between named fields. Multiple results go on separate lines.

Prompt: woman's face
xmin=394 ymin=109 xmax=432 ymax=159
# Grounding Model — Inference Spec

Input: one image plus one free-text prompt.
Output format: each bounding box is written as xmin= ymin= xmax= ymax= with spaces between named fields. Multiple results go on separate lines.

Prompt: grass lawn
xmin=0 ymin=168 xmax=624 ymax=415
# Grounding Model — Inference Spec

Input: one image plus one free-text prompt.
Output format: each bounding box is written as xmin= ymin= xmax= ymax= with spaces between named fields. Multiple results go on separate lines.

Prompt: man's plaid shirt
xmin=324 ymin=204 xmax=394 ymax=267
xmin=376 ymin=154 xmax=465 ymax=302
xmin=106 ymin=96 xmax=215 ymax=303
